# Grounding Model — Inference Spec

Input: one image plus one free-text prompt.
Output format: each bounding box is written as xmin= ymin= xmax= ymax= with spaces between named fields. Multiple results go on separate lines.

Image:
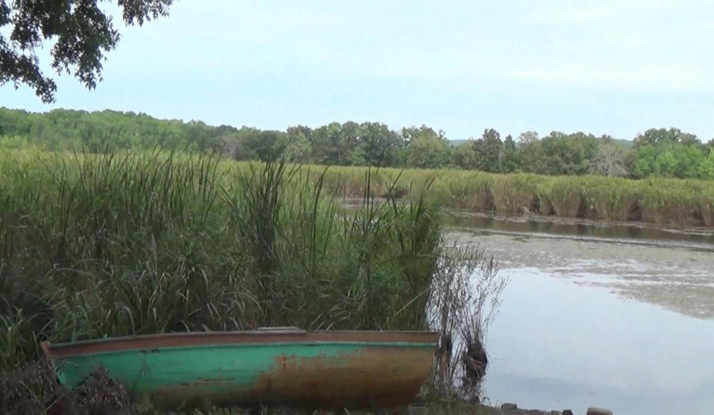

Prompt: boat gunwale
xmin=41 ymin=330 xmax=440 ymax=359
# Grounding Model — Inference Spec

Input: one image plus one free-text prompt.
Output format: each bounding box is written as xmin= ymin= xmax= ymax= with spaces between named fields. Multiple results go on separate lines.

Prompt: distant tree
xmin=1 ymin=1 xmax=173 ymax=103
xmin=449 ymin=142 xmax=476 ymax=169
xmin=699 ymin=149 xmax=714 ymax=179
xmin=517 ymin=131 xmax=602 ymax=176
xmin=402 ymin=125 xmax=450 ymax=169
xmin=632 ymin=145 xmax=657 ymax=178
xmin=340 ymin=121 xmax=361 ymax=165
xmin=2 ymin=106 xmax=713 ymax=181
xmin=186 ymin=120 xmax=218 ymax=152
xmin=218 ymin=133 xmax=240 ymax=157
xmin=517 ymin=131 xmax=544 ymax=173
xmin=500 ymin=134 xmax=519 ymax=173
xmin=538 ymin=132 xmax=598 ymax=175
xmin=355 ymin=122 xmax=400 ymax=167
xmin=233 ymin=129 xmax=288 ymax=162
xmin=630 ymin=129 xmax=710 ymax=179
xmin=590 ymin=142 xmax=628 ymax=177
xmin=654 ymin=151 xmax=677 ymax=177
xmin=633 ymin=128 xmax=700 ymax=148
xmin=286 ymin=125 xmax=313 ymax=163
xmin=310 ymin=122 xmax=343 ymax=165
xmin=518 ymin=131 xmax=539 ymax=144
xmin=473 ymin=129 xmax=503 ymax=172
xmin=671 ymin=145 xmax=707 ymax=179
xmin=308 ymin=121 xmax=368 ymax=166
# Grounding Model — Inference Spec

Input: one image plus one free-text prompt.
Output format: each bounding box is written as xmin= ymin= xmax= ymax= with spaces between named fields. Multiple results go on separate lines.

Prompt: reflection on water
xmin=485 ymin=269 xmax=714 ymax=415
xmin=446 ymin=215 xmax=714 ymax=415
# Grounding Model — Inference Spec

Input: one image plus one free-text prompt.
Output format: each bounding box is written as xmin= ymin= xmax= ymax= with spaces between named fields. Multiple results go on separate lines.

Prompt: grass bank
xmin=0 ymin=150 xmax=504 ymax=412
xmin=318 ymin=166 xmax=714 ymax=228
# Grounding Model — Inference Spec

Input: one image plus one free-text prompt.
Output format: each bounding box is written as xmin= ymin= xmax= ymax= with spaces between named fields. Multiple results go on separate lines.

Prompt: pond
xmin=446 ymin=213 xmax=714 ymax=415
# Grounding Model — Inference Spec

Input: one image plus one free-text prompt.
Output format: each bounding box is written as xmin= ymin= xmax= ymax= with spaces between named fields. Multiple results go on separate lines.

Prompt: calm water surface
xmin=447 ymin=215 xmax=714 ymax=415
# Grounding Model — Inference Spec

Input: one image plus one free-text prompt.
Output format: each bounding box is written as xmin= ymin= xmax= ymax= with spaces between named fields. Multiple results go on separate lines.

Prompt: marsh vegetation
xmin=0 ymin=150 xmax=504 ymax=413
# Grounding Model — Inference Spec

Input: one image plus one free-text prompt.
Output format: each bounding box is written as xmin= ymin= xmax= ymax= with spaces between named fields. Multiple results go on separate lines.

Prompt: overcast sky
xmin=2 ymin=0 xmax=714 ymax=141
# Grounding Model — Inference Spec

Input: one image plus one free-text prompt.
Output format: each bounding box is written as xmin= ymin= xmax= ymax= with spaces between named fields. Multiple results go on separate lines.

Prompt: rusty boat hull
xmin=41 ymin=330 xmax=439 ymax=409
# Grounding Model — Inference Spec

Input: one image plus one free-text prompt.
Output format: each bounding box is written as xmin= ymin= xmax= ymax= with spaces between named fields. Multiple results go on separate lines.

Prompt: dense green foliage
xmin=0 ymin=108 xmax=225 ymax=152
xmin=1 ymin=107 xmax=713 ymax=180
xmin=0 ymin=150 xmax=501 ymax=378
xmin=1 ymin=1 xmax=173 ymax=102
xmin=630 ymin=128 xmax=714 ymax=179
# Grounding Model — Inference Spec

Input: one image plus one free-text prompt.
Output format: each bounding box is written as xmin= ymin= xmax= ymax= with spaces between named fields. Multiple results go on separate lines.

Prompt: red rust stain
xmin=243 ymin=346 xmax=435 ymax=410
xmin=75 ymin=332 xmax=439 ymax=411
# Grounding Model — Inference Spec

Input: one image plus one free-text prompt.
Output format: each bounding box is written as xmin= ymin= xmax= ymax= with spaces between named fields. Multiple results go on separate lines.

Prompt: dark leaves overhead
xmin=118 ymin=0 xmax=172 ymax=25
xmin=0 ymin=0 xmax=173 ymax=103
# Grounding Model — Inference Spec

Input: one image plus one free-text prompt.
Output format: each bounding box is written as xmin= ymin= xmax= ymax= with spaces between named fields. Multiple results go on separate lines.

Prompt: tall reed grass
xmin=0 ymin=150 xmax=504 ymax=409
xmin=319 ymin=166 xmax=714 ymax=227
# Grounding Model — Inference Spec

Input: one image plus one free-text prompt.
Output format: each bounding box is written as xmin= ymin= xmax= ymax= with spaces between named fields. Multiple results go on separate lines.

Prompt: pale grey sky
xmin=2 ymin=0 xmax=714 ymax=141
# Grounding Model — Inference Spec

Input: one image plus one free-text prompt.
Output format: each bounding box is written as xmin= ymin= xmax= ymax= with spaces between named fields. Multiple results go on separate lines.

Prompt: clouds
xmin=2 ymin=0 xmax=713 ymax=140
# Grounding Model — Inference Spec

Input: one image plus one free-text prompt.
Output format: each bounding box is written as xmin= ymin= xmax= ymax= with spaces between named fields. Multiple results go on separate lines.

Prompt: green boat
xmin=42 ymin=329 xmax=439 ymax=410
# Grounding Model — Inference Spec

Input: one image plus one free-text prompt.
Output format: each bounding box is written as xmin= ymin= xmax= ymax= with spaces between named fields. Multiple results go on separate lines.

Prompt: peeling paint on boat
xmin=43 ymin=331 xmax=438 ymax=409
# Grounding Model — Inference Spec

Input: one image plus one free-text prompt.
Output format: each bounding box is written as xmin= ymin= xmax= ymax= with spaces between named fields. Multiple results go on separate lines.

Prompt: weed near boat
xmin=0 ymin=149 xmax=504 ymax=412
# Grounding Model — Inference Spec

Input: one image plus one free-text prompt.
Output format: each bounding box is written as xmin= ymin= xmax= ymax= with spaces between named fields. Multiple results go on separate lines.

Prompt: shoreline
xmin=446 ymin=209 xmax=714 ymax=237
xmin=320 ymin=166 xmax=714 ymax=230
xmin=341 ymin=196 xmax=714 ymax=240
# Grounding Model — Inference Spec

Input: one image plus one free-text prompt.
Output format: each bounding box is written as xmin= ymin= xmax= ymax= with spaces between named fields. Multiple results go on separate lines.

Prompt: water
xmin=447 ymin=215 xmax=714 ymax=415
xmin=447 ymin=211 xmax=714 ymax=248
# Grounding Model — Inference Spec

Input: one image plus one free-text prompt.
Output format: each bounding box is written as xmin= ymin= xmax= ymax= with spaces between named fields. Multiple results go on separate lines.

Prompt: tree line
xmin=1 ymin=108 xmax=713 ymax=180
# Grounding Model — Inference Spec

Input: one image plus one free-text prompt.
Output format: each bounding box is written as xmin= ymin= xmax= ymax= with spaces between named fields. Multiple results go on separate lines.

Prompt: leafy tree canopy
xmin=634 ymin=128 xmax=700 ymax=148
xmin=472 ymin=128 xmax=503 ymax=173
xmin=501 ymin=135 xmax=518 ymax=173
xmin=1 ymin=107 xmax=713 ymax=180
xmin=1 ymin=0 xmax=173 ymax=102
